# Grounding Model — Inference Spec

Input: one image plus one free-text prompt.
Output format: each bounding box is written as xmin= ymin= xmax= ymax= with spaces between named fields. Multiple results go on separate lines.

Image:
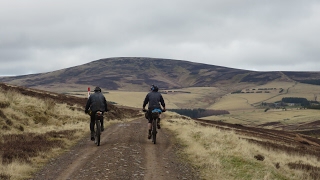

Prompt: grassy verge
xmin=0 ymin=89 xmax=85 ymax=179
xmin=0 ymin=87 xmax=128 ymax=179
xmin=162 ymin=111 xmax=319 ymax=180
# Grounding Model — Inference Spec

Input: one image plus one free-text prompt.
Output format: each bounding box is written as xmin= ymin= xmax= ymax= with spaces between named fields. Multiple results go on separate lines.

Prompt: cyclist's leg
xmin=157 ymin=120 xmax=160 ymax=129
xmin=157 ymin=114 xmax=161 ymax=129
xmin=101 ymin=113 xmax=104 ymax=131
xmin=90 ymin=113 xmax=95 ymax=140
xmin=148 ymin=122 xmax=152 ymax=139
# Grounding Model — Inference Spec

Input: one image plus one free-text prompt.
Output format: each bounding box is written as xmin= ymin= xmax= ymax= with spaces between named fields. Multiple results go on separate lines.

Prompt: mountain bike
xmin=94 ymin=111 xmax=103 ymax=146
xmin=144 ymin=108 xmax=165 ymax=144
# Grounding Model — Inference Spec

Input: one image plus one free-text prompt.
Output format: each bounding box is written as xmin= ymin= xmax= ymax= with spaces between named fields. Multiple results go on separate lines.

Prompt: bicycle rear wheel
xmin=152 ymin=118 xmax=157 ymax=144
xmin=95 ymin=120 xmax=101 ymax=146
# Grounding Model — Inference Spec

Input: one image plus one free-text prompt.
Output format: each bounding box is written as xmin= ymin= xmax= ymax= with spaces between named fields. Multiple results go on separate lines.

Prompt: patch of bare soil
xmin=29 ymin=118 xmax=199 ymax=180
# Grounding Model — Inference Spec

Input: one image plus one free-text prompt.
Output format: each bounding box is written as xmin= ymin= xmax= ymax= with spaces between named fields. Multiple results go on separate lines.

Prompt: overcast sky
xmin=1 ymin=0 xmax=320 ymax=76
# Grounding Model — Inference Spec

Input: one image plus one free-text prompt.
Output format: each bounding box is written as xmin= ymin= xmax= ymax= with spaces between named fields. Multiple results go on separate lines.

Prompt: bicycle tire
xmin=152 ymin=118 xmax=157 ymax=144
xmin=95 ymin=119 xmax=101 ymax=146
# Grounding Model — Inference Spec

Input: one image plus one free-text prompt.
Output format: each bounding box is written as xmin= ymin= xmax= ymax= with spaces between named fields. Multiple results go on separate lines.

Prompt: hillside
xmin=1 ymin=83 xmax=320 ymax=179
xmin=2 ymin=57 xmax=320 ymax=94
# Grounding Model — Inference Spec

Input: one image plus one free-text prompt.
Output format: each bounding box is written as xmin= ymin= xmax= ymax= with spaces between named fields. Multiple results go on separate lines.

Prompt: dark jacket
xmin=85 ymin=92 xmax=108 ymax=112
xmin=143 ymin=91 xmax=165 ymax=109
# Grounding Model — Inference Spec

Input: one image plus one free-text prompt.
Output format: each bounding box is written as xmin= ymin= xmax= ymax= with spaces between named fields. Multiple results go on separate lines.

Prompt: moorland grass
xmin=0 ymin=88 xmax=90 ymax=179
xmin=163 ymin=111 xmax=320 ymax=180
xmin=0 ymin=87 xmax=134 ymax=179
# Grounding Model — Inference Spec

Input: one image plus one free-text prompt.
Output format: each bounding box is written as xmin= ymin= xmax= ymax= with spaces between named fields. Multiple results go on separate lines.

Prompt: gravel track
xmin=30 ymin=118 xmax=199 ymax=180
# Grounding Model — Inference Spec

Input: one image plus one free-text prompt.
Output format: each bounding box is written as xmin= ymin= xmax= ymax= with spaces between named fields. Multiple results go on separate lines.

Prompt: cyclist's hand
xmin=85 ymin=109 xmax=88 ymax=114
xmin=162 ymin=107 xmax=166 ymax=112
xmin=142 ymin=108 xmax=147 ymax=112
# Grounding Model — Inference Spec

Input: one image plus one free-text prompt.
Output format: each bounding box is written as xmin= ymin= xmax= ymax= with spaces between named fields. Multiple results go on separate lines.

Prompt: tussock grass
xmin=0 ymin=160 xmax=32 ymax=180
xmin=0 ymin=89 xmax=87 ymax=134
xmin=0 ymin=87 xmax=90 ymax=179
xmin=0 ymin=101 xmax=10 ymax=109
xmin=163 ymin=111 xmax=320 ymax=180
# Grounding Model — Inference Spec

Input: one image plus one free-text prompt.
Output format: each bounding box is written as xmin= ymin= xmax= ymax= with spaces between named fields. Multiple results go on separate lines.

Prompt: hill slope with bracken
xmin=2 ymin=57 xmax=320 ymax=93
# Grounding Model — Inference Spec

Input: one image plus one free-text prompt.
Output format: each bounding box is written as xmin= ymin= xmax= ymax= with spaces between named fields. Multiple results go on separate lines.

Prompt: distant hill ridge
xmin=1 ymin=57 xmax=320 ymax=92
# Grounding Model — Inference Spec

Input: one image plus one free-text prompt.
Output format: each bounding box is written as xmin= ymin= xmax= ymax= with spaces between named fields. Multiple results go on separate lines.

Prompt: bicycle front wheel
xmin=152 ymin=119 xmax=157 ymax=144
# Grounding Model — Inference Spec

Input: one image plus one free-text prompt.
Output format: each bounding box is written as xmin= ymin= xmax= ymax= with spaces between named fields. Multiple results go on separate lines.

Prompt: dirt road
xmin=30 ymin=118 xmax=199 ymax=180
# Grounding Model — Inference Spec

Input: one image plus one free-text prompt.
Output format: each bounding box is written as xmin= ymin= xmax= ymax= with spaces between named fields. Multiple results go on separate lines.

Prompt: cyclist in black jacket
xmin=85 ymin=87 xmax=108 ymax=141
xmin=143 ymin=85 xmax=166 ymax=139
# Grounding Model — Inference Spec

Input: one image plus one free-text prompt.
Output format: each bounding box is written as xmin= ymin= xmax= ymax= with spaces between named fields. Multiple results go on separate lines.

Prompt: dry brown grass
xmin=0 ymin=88 xmax=92 ymax=179
xmin=0 ymin=161 xmax=32 ymax=180
xmin=0 ymin=84 xmax=139 ymax=179
xmin=1 ymin=90 xmax=87 ymax=134
xmin=163 ymin=111 xmax=320 ymax=180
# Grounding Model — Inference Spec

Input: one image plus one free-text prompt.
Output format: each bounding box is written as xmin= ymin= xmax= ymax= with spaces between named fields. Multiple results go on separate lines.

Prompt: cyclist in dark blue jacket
xmin=143 ymin=85 xmax=166 ymax=139
xmin=85 ymin=87 xmax=108 ymax=141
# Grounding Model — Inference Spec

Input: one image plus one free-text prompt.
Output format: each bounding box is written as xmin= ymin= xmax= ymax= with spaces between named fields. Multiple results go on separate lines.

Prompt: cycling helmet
xmin=94 ymin=86 xmax=101 ymax=92
xmin=150 ymin=85 xmax=159 ymax=92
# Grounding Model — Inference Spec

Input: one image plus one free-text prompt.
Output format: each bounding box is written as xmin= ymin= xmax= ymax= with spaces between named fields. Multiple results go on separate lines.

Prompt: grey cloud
xmin=1 ymin=0 xmax=320 ymax=76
